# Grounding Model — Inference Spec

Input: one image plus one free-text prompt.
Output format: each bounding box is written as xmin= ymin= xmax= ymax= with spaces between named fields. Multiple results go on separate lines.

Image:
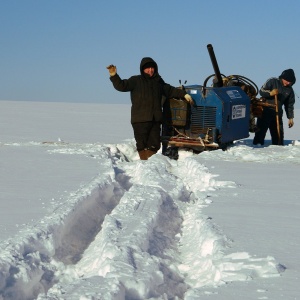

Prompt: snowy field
xmin=0 ymin=100 xmax=299 ymax=300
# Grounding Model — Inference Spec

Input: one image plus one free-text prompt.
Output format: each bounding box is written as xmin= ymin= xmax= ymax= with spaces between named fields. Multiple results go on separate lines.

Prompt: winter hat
xmin=279 ymin=69 xmax=296 ymax=85
xmin=143 ymin=61 xmax=156 ymax=70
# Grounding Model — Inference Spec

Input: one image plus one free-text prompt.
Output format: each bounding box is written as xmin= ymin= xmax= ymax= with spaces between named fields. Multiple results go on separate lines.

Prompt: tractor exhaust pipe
xmin=207 ymin=44 xmax=223 ymax=87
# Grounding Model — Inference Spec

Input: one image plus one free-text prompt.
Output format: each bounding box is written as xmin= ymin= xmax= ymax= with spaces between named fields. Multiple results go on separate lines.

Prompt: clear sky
xmin=1 ymin=0 xmax=299 ymax=105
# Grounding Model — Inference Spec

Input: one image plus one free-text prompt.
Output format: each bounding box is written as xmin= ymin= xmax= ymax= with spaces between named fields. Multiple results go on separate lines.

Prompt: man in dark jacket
xmin=107 ymin=57 xmax=193 ymax=160
xmin=253 ymin=69 xmax=296 ymax=146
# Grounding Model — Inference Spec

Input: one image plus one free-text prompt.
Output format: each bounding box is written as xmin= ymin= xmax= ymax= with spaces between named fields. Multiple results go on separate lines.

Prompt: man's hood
xmin=140 ymin=57 xmax=158 ymax=77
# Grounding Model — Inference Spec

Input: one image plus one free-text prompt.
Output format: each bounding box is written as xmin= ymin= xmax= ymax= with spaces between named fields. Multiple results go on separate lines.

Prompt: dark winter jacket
xmin=110 ymin=57 xmax=187 ymax=124
xmin=259 ymin=75 xmax=295 ymax=119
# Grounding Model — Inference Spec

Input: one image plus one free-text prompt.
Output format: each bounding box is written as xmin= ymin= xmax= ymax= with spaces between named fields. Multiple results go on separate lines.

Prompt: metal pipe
xmin=207 ymin=44 xmax=223 ymax=87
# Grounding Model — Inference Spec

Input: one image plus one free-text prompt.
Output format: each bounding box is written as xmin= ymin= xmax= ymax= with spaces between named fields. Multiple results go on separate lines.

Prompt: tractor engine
xmin=162 ymin=44 xmax=271 ymax=159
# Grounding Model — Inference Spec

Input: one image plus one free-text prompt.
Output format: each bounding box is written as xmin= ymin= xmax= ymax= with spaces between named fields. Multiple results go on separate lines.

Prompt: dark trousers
xmin=253 ymin=107 xmax=284 ymax=145
xmin=132 ymin=121 xmax=161 ymax=152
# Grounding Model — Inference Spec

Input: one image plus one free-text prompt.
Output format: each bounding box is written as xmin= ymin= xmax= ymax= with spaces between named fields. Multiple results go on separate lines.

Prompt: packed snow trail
xmin=0 ymin=141 xmax=283 ymax=300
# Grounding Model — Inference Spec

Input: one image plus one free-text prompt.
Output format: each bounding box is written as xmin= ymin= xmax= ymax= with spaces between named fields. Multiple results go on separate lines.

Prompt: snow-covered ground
xmin=0 ymin=100 xmax=299 ymax=300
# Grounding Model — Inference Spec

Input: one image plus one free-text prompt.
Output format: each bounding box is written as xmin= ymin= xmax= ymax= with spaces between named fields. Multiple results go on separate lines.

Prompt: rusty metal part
xmin=168 ymin=136 xmax=219 ymax=150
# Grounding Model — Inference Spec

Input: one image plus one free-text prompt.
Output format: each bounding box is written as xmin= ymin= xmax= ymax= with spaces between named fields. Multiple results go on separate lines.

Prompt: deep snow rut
xmin=41 ymin=149 xmax=233 ymax=299
xmin=42 ymin=153 xmax=195 ymax=299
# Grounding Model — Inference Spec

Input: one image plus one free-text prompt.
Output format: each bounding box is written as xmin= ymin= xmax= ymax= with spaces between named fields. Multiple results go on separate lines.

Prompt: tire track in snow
xmin=42 ymin=151 xmax=230 ymax=299
xmin=43 ymin=154 xmax=191 ymax=299
xmin=0 ymin=146 xmax=125 ymax=300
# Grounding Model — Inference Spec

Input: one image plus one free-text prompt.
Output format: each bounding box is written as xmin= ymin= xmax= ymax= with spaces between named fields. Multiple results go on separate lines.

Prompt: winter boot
xmin=145 ymin=149 xmax=156 ymax=159
xmin=138 ymin=150 xmax=148 ymax=160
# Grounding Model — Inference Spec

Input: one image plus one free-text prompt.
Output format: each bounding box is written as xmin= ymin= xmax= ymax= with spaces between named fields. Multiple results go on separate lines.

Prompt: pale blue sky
xmin=1 ymin=0 xmax=299 ymax=105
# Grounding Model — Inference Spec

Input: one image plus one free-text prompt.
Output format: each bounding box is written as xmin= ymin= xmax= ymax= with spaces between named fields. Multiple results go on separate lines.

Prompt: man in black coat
xmin=107 ymin=57 xmax=193 ymax=160
xmin=253 ymin=69 xmax=296 ymax=146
